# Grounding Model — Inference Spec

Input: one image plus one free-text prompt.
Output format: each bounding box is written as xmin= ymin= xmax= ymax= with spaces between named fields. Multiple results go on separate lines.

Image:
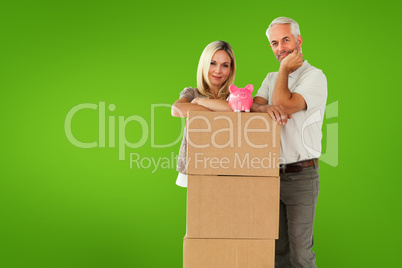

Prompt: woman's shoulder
xmin=180 ymin=87 xmax=203 ymax=100
xmin=180 ymin=86 xmax=199 ymax=93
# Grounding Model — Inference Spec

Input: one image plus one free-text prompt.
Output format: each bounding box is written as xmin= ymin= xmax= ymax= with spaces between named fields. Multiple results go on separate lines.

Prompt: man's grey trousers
xmin=275 ymin=165 xmax=320 ymax=268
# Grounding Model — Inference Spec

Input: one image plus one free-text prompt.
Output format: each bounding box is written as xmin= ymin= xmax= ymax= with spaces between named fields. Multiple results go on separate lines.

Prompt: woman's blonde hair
xmin=196 ymin=41 xmax=236 ymax=100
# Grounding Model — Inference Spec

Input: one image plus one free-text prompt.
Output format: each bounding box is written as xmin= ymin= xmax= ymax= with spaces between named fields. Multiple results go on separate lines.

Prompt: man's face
xmin=269 ymin=24 xmax=302 ymax=62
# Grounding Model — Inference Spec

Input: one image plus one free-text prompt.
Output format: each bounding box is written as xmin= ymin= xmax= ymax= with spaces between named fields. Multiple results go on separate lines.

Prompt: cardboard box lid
xmin=187 ymin=111 xmax=281 ymax=176
xmin=183 ymin=238 xmax=275 ymax=268
xmin=186 ymin=175 xmax=279 ymax=239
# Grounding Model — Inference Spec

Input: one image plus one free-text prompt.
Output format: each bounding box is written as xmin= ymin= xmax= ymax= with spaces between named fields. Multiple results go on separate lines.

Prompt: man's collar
xmin=289 ymin=60 xmax=310 ymax=79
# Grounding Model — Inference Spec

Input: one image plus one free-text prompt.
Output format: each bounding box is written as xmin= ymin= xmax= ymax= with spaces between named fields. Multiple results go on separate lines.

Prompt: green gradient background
xmin=1 ymin=0 xmax=400 ymax=267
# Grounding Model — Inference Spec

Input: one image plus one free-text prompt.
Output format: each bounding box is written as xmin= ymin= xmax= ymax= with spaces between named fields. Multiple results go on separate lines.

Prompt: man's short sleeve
xmin=293 ymin=69 xmax=327 ymax=111
xmin=255 ymin=74 xmax=273 ymax=102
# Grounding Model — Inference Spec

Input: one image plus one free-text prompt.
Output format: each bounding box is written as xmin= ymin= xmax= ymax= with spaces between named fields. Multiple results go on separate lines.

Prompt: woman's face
xmin=208 ymin=50 xmax=231 ymax=90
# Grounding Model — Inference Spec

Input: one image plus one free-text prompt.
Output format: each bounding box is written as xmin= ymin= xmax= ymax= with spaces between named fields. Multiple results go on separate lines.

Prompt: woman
xmin=171 ymin=40 xmax=236 ymax=187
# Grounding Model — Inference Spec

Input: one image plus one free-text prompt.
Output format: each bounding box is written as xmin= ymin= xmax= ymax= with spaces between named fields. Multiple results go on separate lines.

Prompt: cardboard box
xmin=186 ymin=175 xmax=279 ymax=239
xmin=183 ymin=237 xmax=275 ymax=268
xmin=187 ymin=111 xmax=281 ymax=176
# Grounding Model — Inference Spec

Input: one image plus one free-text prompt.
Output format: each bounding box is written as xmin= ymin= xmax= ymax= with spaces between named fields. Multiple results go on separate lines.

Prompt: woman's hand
xmin=192 ymin=98 xmax=232 ymax=112
xmin=191 ymin=98 xmax=203 ymax=105
xmin=172 ymin=97 xmax=210 ymax=118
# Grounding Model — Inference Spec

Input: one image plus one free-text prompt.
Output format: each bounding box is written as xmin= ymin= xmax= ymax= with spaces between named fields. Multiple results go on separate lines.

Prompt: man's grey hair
xmin=266 ymin=17 xmax=301 ymax=42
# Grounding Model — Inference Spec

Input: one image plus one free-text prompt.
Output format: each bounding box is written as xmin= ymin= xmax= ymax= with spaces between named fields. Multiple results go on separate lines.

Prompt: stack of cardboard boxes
xmin=183 ymin=111 xmax=281 ymax=268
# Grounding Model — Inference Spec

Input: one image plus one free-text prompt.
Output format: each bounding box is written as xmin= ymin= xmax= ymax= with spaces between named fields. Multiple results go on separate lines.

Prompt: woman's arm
xmin=191 ymin=98 xmax=232 ymax=112
xmin=171 ymin=97 xmax=211 ymax=118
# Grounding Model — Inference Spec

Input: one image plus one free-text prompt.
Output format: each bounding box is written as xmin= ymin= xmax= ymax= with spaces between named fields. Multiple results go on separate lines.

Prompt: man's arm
xmin=272 ymin=50 xmax=307 ymax=114
xmin=251 ymin=96 xmax=291 ymax=125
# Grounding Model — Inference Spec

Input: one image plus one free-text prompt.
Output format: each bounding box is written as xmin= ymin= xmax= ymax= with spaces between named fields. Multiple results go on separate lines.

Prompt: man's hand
xmin=252 ymin=101 xmax=292 ymax=125
xmin=280 ymin=50 xmax=303 ymax=73
xmin=263 ymin=105 xmax=292 ymax=125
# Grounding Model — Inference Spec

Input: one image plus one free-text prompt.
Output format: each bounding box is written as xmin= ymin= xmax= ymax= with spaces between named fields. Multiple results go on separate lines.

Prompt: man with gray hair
xmin=251 ymin=17 xmax=327 ymax=267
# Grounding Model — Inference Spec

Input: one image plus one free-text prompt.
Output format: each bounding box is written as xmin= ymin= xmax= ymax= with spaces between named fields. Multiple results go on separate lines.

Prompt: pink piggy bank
xmin=228 ymin=84 xmax=254 ymax=112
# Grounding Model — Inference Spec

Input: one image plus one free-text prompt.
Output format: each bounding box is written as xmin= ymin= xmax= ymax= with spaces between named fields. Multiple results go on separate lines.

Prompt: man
xmin=251 ymin=17 xmax=327 ymax=267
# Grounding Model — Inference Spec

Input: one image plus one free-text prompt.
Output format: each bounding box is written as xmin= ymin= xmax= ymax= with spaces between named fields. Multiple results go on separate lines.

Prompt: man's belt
xmin=280 ymin=158 xmax=318 ymax=174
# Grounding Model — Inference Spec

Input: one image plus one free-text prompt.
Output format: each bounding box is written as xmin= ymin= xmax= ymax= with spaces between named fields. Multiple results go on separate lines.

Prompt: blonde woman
xmin=171 ymin=40 xmax=236 ymax=187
